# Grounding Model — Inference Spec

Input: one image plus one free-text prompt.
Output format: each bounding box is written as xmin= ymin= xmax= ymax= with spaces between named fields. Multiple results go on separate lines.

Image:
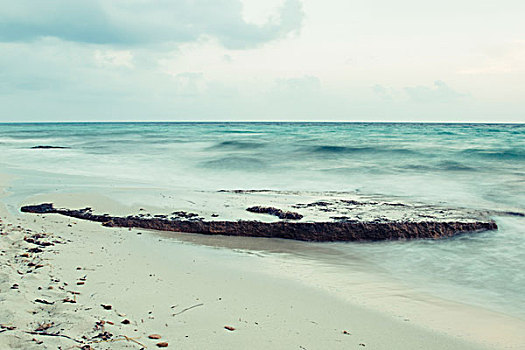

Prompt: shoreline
xmin=1 ymin=175 xmax=525 ymax=348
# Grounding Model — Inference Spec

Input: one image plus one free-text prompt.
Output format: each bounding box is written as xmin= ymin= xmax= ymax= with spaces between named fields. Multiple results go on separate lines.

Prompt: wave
xmin=460 ymin=148 xmax=525 ymax=161
xmin=200 ymin=156 xmax=267 ymax=170
xmin=400 ymin=161 xmax=476 ymax=172
xmin=437 ymin=161 xmax=476 ymax=171
xmin=402 ymin=164 xmax=434 ymax=171
xmin=215 ymin=129 xmax=263 ymax=134
xmin=209 ymin=140 xmax=266 ymax=150
xmin=305 ymin=145 xmax=420 ymax=156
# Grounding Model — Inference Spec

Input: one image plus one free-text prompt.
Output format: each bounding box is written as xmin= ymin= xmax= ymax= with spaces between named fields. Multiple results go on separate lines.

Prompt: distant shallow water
xmin=0 ymin=122 xmax=523 ymax=318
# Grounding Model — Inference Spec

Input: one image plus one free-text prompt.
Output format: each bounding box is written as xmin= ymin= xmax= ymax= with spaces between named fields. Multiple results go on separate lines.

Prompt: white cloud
xmin=0 ymin=0 xmax=304 ymax=49
xmin=274 ymin=75 xmax=321 ymax=94
xmin=0 ymin=0 xmax=524 ymax=122
xmin=94 ymin=50 xmax=134 ymax=68
xmin=458 ymin=40 xmax=525 ymax=75
xmin=172 ymin=72 xmax=207 ymax=96
xmin=404 ymin=81 xmax=466 ymax=103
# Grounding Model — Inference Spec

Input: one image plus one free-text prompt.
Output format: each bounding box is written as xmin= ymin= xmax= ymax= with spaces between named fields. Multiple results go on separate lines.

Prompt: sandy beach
xmin=2 ymin=0 xmax=524 ymax=346
xmin=1 ymin=173 xmax=525 ymax=349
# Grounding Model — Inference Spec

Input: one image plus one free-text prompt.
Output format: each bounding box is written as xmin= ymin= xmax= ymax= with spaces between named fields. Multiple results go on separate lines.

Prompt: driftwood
xmin=21 ymin=203 xmax=497 ymax=242
xmin=25 ymin=331 xmax=83 ymax=343
xmin=91 ymin=335 xmax=147 ymax=348
xmin=172 ymin=303 xmax=204 ymax=316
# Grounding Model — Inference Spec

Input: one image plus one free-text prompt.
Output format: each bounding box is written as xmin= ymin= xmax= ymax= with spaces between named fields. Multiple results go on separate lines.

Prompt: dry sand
xmin=1 ymin=174 xmax=524 ymax=349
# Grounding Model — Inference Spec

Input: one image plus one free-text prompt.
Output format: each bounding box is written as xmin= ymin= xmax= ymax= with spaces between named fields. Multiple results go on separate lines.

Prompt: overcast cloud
xmin=0 ymin=0 xmax=523 ymax=122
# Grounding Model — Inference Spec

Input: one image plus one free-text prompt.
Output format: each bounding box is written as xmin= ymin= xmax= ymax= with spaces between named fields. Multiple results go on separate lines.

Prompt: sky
xmin=0 ymin=0 xmax=524 ymax=122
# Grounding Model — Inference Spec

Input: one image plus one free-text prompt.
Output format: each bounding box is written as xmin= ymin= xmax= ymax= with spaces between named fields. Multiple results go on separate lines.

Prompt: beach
xmin=1 ymin=173 xmax=525 ymax=349
xmin=1 ymin=122 xmax=524 ymax=349
xmin=3 ymin=0 xmax=524 ymax=347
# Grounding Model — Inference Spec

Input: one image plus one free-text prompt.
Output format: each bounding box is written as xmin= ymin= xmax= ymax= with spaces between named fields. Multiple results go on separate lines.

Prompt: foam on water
xmin=0 ymin=122 xmax=524 ymax=318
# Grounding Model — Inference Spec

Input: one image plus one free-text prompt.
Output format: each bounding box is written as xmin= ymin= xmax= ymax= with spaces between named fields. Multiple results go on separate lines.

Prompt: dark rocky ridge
xmin=21 ymin=203 xmax=497 ymax=242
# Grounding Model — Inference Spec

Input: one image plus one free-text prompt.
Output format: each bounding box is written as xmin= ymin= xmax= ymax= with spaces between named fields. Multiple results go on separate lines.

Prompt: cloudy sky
xmin=1 ymin=0 xmax=524 ymax=122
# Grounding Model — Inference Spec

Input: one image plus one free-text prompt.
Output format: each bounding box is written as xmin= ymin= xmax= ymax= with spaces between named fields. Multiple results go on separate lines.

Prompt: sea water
xmin=0 ymin=122 xmax=523 ymax=318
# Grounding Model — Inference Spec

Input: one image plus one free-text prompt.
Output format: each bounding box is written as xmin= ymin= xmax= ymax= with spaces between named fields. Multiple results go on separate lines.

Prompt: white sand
xmin=1 ymin=174 xmax=524 ymax=349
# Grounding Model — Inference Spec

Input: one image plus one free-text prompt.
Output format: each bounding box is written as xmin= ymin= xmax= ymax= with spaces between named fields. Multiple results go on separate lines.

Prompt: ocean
xmin=0 ymin=122 xmax=524 ymax=318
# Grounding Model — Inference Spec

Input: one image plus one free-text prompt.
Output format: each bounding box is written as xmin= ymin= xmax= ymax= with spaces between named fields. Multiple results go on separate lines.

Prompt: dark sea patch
xmin=460 ymin=148 xmax=525 ymax=161
xmin=79 ymin=139 xmax=139 ymax=150
xmin=437 ymin=161 xmax=476 ymax=171
xmin=146 ymin=138 xmax=189 ymax=144
xmin=215 ymin=129 xmax=263 ymax=134
xmin=399 ymin=161 xmax=476 ymax=172
xmin=401 ymin=164 xmax=434 ymax=171
xmin=200 ymin=156 xmax=267 ymax=170
xmin=305 ymin=145 xmax=420 ymax=157
xmin=434 ymin=129 xmax=460 ymax=136
xmin=320 ymin=166 xmax=394 ymax=175
xmin=209 ymin=140 xmax=266 ymax=150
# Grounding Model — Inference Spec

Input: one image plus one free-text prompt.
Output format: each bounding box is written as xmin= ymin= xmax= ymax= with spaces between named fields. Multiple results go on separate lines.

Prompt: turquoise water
xmin=0 ymin=122 xmax=524 ymax=317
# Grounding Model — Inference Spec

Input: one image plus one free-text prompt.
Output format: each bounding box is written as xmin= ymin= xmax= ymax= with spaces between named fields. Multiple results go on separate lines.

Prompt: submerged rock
xmin=30 ymin=145 xmax=70 ymax=149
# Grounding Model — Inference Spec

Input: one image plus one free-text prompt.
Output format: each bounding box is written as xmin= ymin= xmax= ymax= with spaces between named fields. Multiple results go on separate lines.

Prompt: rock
xmin=1 ymin=325 xmax=16 ymax=331
xmin=246 ymin=206 xmax=303 ymax=220
xmin=20 ymin=202 xmax=498 ymax=242
xmin=30 ymin=145 xmax=70 ymax=149
xmin=21 ymin=203 xmax=56 ymax=214
xmin=35 ymin=323 xmax=53 ymax=331
xmin=27 ymin=247 xmax=43 ymax=253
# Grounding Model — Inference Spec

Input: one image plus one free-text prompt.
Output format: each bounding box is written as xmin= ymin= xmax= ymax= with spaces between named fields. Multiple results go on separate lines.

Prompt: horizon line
xmin=0 ymin=120 xmax=524 ymax=124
